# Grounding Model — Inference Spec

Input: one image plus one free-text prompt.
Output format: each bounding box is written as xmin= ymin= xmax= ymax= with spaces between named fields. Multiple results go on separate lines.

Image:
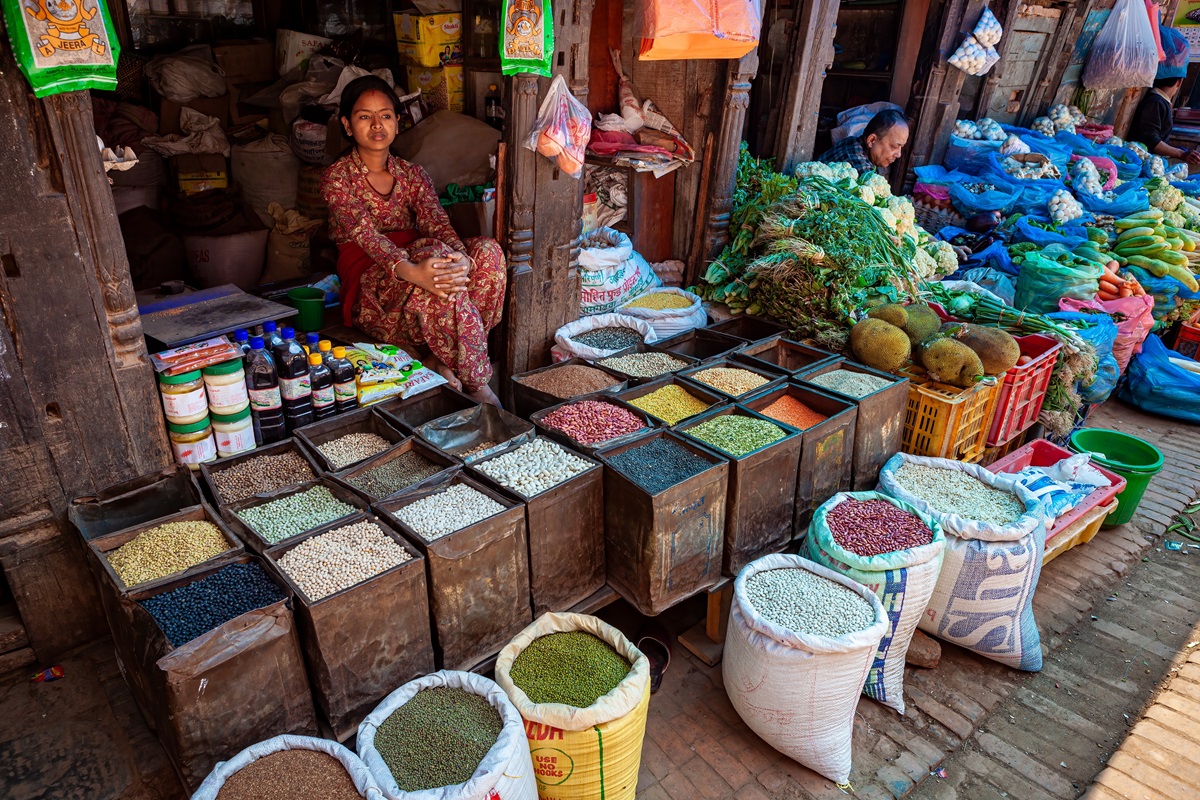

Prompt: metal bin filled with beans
xmin=597 ymin=344 xmax=699 ymax=386
xmin=805 ymin=493 xmax=945 ymax=714
xmin=733 ymin=338 xmax=842 ymax=377
xmin=200 ymin=440 xmax=322 ymax=510
xmin=263 ymin=513 xmax=434 ymax=740
xmin=356 ymin=670 xmax=538 ymax=800
xmin=294 ymin=408 xmax=408 ymax=473
xmin=330 ymin=436 xmax=461 ymax=503
xmin=796 ymin=361 xmax=909 ymax=490
xmin=510 ymin=357 xmax=628 ymax=418
xmin=415 ymin=403 xmax=535 ymax=465
xmin=226 ymin=480 xmax=368 ymax=553
xmin=469 ymin=438 xmax=606 ymax=615
xmin=616 ymin=375 xmax=728 ymax=427
xmin=676 ymin=406 xmax=802 ymax=575
xmin=530 ymin=395 xmax=656 ymax=453
xmin=742 ymin=382 xmax=859 ymax=534
xmin=496 ymin=613 xmax=651 ymax=800
xmin=680 ymin=359 xmax=785 ymax=402
xmin=193 ymin=735 xmax=385 ymax=799
xmin=595 ymin=431 xmax=728 ymax=616
xmin=376 ymin=475 xmax=531 ymax=670
xmin=704 ymin=314 xmax=789 ymax=344
xmin=117 ymin=555 xmax=317 ymax=791
xmin=878 ymin=453 xmax=1047 ymax=671
xmin=723 ymin=554 xmax=888 ymax=786
xmin=376 ymin=385 xmax=480 ymax=434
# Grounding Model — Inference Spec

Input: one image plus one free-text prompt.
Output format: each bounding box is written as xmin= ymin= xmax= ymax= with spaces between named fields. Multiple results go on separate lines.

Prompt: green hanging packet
xmin=499 ymin=0 xmax=553 ymax=77
xmin=3 ymin=0 xmax=120 ymax=97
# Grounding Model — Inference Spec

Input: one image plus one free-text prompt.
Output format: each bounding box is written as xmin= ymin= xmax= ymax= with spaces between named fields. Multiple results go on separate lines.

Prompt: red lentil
xmin=541 ymin=400 xmax=646 ymax=445
xmin=759 ymin=395 xmax=827 ymax=430
xmin=826 ymin=498 xmax=933 ymax=556
xmin=215 ymin=749 xmax=363 ymax=800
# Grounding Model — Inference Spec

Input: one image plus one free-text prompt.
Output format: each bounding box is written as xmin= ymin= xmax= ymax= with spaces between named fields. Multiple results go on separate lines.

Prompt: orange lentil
xmin=759 ymin=395 xmax=827 ymax=430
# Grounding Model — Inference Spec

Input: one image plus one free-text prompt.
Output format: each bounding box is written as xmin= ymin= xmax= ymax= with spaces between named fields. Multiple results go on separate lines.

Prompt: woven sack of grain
xmin=805 ymin=491 xmax=945 ymax=714
xmin=723 ymin=554 xmax=888 ymax=785
xmin=617 ymin=287 xmax=707 ymax=339
xmin=552 ymin=313 xmax=657 ymax=361
xmin=192 ymin=734 xmax=384 ymax=799
xmin=877 ymin=452 xmax=1047 ymax=671
xmin=356 ymin=670 xmax=538 ymax=800
xmin=495 ymin=612 xmax=650 ymax=800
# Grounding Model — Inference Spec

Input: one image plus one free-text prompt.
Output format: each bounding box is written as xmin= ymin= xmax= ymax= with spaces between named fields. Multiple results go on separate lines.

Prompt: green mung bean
xmin=685 ymin=415 xmax=786 ymax=457
xmin=374 ymin=687 xmax=502 ymax=791
xmin=509 ymin=631 xmax=631 ymax=708
xmin=236 ymin=485 xmax=356 ymax=545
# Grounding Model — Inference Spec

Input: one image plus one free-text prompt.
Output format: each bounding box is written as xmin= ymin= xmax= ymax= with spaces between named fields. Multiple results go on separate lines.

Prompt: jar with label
xmin=202 ymin=359 xmax=250 ymax=415
xmin=210 ymin=406 xmax=257 ymax=458
xmin=168 ymin=418 xmax=217 ymax=470
xmin=158 ymin=370 xmax=209 ymax=425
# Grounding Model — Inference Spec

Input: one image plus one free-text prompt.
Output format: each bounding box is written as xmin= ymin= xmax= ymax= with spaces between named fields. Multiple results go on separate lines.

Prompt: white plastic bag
xmin=553 ymin=313 xmax=657 ymax=361
xmin=357 ymin=670 xmax=538 ymax=800
xmin=831 ymin=102 xmax=903 ymax=145
xmin=193 ymin=735 xmax=384 ymax=798
xmin=617 ymin=287 xmax=706 ymax=339
xmin=577 ymin=227 xmax=662 ymax=315
xmin=146 ymin=45 xmax=227 ymax=103
xmin=525 ymin=75 xmax=591 ymax=178
xmin=1082 ymin=0 xmax=1157 ymax=90
xmin=723 ymin=554 xmax=888 ymax=785
xmin=877 ymin=453 xmax=1048 ymax=671
xmin=232 ymin=135 xmax=300 ymax=227
xmin=948 ymin=35 xmax=1000 ymax=76
xmin=973 ymin=7 xmax=1003 ymax=48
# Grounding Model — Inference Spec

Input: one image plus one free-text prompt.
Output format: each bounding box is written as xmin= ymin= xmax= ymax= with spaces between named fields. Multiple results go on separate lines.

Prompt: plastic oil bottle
xmin=485 ymin=84 xmax=504 ymax=131
xmin=233 ymin=328 xmax=251 ymax=356
xmin=245 ymin=337 xmax=287 ymax=444
xmin=320 ymin=341 xmax=359 ymax=414
xmin=273 ymin=326 xmax=314 ymax=429
xmin=309 ymin=352 xmax=336 ymax=420
xmin=304 ymin=331 xmax=320 ymax=355
xmin=261 ymin=320 xmax=284 ymax=351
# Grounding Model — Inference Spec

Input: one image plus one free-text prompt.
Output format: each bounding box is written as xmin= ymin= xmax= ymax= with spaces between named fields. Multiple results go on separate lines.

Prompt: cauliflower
xmin=795 ymin=161 xmax=859 ymax=183
xmin=860 ymin=172 xmax=892 ymax=201
xmin=855 ymin=185 xmax=876 ymax=206
xmin=1148 ymin=178 xmax=1185 ymax=211
xmin=887 ymin=196 xmax=916 ymax=237
xmin=877 ymin=207 xmax=899 ymax=231
xmin=913 ymin=246 xmax=939 ymax=280
xmin=924 ymin=239 xmax=959 ymax=276
xmin=1163 ymin=209 xmax=1186 ymax=229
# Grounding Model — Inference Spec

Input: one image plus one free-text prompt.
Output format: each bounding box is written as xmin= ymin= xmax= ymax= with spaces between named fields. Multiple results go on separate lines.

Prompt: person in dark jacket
xmin=1130 ymin=26 xmax=1199 ymax=165
xmin=817 ymin=109 xmax=909 ymax=175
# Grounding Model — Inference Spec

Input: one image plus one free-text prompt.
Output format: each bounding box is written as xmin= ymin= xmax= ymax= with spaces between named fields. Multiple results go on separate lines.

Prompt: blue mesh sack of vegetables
xmin=1048 ymin=311 xmax=1121 ymax=403
xmin=1102 ymin=144 xmax=1143 ymax=180
xmin=1170 ymin=178 xmax=1200 ymax=196
xmin=1054 ymin=130 xmax=1104 ymax=158
xmin=1119 ymin=335 xmax=1200 ymax=422
xmin=1011 ymin=214 xmax=1088 ymax=249
xmin=1075 ymin=180 xmax=1149 ymax=218
xmin=1002 ymin=126 xmax=1073 ymax=171
xmin=948 ymin=174 xmax=1023 ymax=216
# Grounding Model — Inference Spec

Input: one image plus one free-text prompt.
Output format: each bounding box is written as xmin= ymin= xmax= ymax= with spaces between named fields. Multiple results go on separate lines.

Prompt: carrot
xmin=1119 ymin=285 xmax=1133 ymax=297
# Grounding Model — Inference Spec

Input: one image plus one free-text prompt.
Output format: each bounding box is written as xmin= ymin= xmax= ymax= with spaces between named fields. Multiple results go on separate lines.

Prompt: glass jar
xmin=203 ymin=359 xmax=250 ymax=414
xmin=168 ymin=418 xmax=217 ymax=469
xmin=210 ymin=406 xmax=257 ymax=458
xmin=158 ymin=370 xmax=209 ymax=425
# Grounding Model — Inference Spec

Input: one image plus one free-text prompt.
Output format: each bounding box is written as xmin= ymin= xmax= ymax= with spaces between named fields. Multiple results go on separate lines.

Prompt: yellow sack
xmin=495 ymin=613 xmax=650 ymax=800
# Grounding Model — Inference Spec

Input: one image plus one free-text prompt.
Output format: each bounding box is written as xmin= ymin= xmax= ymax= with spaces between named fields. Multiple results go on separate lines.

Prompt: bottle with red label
xmin=319 ymin=340 xmax=358 ymax=414
xmin=273 ymin=326 xmax=314 ymax=430
xmin=308 ymin=352 xmax=336 ymax=420
xmin=245 ymin=336 xmax=287 ymax=444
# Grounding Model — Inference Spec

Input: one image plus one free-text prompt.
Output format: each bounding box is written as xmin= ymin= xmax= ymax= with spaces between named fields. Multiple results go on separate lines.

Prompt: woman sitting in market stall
xmin=323 ymin=75 xmax=506 ymax=406
xmin=817 ymin=109 xmax=909 ymax=176
xmin=1130 ymin=26 xmax=1199 ymax=166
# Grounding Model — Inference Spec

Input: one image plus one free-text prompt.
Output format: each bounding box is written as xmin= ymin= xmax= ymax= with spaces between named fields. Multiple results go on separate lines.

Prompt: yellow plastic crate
xmin=899 ymin=366 xmax=1001 ymax=463
xmin=1043 ymin=498 xmax=1115 ymax=566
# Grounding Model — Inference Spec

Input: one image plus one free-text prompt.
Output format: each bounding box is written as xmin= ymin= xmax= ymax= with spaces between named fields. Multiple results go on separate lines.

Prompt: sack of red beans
xmin=805 ymin=492 xmax=945 ymax=715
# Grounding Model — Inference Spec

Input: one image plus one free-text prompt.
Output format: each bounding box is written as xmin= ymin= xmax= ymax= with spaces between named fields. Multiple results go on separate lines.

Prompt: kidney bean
xmin=825 ymin=498 xmax=933 ymax=556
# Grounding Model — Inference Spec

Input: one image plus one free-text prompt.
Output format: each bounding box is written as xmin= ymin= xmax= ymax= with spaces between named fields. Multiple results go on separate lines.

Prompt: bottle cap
xmin=333 ymin=346 xmax=347 ymax=358
xmin=489 ymin=83 xmax=497 ymax=91
xmin=250 ymin=336 xmax=265 ymax=350
xmin=263 ymin=321 xmax=277 ymax=333
xmin=158 ymin=369 xmax=202 ymax=385
xmin=234 ymin=329 xmax=249 ymax=342
xmin=306 ymin=332 xmax=320 ymax=344
xmin=319 ymin=340 xmax=332 ymax=352
xmin=167 ymin=417 xmax=211 ymax=435
xmin=203 ymin=360 xmax=244 ymax=377
xmin=210 ymin=405 xmax=252 ymax=424
xmin=308 ymin=353 xmax=322 ymax=366
xmin=281 ymin=326 xmax=295 ymax=339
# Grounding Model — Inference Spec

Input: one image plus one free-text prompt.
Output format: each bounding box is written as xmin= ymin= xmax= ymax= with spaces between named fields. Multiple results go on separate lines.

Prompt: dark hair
xmin=864 ymin=109 xmax=909 ymax=139
xmin=339 ymin=75 xmax=402 ymax=123
xmin=1154 ymin=76 xmax=1184 ymax=90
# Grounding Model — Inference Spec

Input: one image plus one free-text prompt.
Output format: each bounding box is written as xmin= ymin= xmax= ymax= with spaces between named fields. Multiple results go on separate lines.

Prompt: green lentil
xmin=236 ymin=485 xmax=357 ymax=545
xmin=349 ymin=450 xmax=442 ymax=498
xmin=374 ymin=687 xmax=502 ymax=791
xmin=626 ymin=384 xmax=711 ymax=425
xmin=686 ymin=415 xmax=786 ymax=457
xmin=509 ymin=631 xmax=632 ymax=708
xmin=106 ymin=520 xmax=230 ymax=588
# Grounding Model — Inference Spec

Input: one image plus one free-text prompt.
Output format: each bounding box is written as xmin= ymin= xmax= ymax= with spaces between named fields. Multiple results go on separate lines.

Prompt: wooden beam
xmin=773 ymin=0 xmax=839 ymax=172
xmin=890 ymin=0 xmax=933 ymax=109
xmin=704 ymin=51 xmax=760 ymax=262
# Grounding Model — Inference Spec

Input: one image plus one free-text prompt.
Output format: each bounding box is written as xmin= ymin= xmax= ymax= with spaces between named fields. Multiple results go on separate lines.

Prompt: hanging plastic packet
xmin=3 ymin=0 xmax=121 ymax=97
xmin=947 ymin=34 xmax=1000 ymax=76
xmin=972 ymin=7 xmax=1003 ymax=48
xmin=500 ymin=0 xmax=553 ymax=77
xmin=525 ymin=74 xmax=592 ymax=177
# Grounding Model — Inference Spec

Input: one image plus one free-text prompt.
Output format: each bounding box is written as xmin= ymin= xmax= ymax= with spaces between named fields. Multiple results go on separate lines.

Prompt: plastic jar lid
xmin=168 ymin=417 xmax=212 ymax=435
xmin=210 ymin=406 xmax=252 ymax=424
xmin=159 ymin=370 xmax=202 ymax=385
xmin=203 ymin=360 xmax=245 ymax=376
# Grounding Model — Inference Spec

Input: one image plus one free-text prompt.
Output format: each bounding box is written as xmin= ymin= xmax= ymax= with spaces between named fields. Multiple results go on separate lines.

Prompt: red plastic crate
xmin=988 ymin=439 xmax=1126 ymax=541
xmin=986 ymin=334 xmax=1062 ymax=447
xmin=1176 ymin=321 xmax=1200 ymax=360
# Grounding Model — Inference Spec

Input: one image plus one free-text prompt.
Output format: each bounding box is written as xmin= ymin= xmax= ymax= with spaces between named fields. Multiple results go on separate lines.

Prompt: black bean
xmin=140 ymin=562 xmax=285 ymax=647
xmin=607 ymin=438 xmax=711 ymax=494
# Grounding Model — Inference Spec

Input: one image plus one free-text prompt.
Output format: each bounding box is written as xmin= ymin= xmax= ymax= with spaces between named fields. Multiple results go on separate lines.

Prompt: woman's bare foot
xmin=467 ymin=384 xmax=503 ymax=408
xmin=423 ymin=354 xmax=462 ymax=391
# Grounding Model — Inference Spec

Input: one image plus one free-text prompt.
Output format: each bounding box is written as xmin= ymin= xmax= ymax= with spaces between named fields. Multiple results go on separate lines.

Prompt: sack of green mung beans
xmin=805 ymin=492 xmax=945 ymax=715
xmin=723 ymin=554 xmax=888 ymax=786
xmin=495 ymin=612 xmax=650 ymax=800
xmin=356 ymin=670 xmax=538 ymax=800
xmin=192 ymin=734 xmax=384 ymax=799
xmin=877 ymin=453 xmax=1049 ymax=671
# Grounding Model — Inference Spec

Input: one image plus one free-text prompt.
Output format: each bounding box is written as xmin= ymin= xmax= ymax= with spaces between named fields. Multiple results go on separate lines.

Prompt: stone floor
xmin=1 ymin=400 xmax=1198 ymax=800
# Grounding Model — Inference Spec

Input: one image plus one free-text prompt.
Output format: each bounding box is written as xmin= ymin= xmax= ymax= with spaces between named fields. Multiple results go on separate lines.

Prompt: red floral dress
xmin=322 ymin=149 xmax=505 ymax=392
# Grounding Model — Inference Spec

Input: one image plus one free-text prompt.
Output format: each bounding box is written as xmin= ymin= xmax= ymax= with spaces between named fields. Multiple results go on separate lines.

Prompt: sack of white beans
xmin=877 ymin=453 xmax=1048 ymax=671
xmin=805 ymin=492 xmax=945 ymax=714
xmin=723 ymin=554 xmax=888 ymax=785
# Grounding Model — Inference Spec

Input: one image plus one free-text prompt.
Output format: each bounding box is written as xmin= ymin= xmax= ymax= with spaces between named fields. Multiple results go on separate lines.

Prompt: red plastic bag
xmin=1060 ymin=295 xmax=1155 ymax=371
xmin=524 ymin=75 xmax=591 ymax=178
xmin=636 ymin=0 xmax=761 ymax=60
xmin=1145 ymin=0 xmax=1165 ymax=61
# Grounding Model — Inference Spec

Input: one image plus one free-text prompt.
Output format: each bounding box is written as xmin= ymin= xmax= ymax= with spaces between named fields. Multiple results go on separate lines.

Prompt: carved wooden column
xmin=773 ymin=0 xmax=839 ymax=173
xmin=702 ymin=51 xmax=760 ymax=262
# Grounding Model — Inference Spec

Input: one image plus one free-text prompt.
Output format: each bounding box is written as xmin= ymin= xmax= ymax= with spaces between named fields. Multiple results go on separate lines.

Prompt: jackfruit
xmin=850 ymin=318 xmax=911 ymax=372
xmin=918 ymin=336 xmax=984 ymax=388
xmin=953 ymin=324 xmax=1020 ymax=375
xmin=903 ymin=303 xmax=941 ymax=346
xmin=868 ymin=303 xmax=909 ymax=329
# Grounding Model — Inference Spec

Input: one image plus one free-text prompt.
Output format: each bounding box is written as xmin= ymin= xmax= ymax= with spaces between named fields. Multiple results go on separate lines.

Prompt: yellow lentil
xmin=106 ymin=520 xmax=229 ymax=588
xmin=625 ymin=292 xmax=694 ymax=310
xmin=627 ymin=385 xmax=711 ymax=424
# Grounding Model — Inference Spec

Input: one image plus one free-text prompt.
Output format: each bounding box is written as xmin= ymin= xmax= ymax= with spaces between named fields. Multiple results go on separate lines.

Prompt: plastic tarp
xmin=1048 ymin=311 xmax=1121 ymax=402
xmin=948 ymin=174 xmax=1023 ymax=217
xmin=1120 ymin=335 xmax=1200 ymax=420
xmin=943 ymin=135 xmax=1004 ymax=174
xmin=1011 ymin=214 xmax=1089 ymax=249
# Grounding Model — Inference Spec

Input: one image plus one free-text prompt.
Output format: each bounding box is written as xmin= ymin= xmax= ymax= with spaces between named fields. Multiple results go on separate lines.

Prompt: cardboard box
xmin=276 ymin=29 xmax=332 ymax=76
xmin=213 ymin=39 xmax=275 ymax=84
xmin=170 ymin=154 xmax=229 ymax=196
xmin=406 ymin=65 xmax=464 ymax=112
xmin=159 ymin=94 xmax=231 ymax=135
xmin=395 ymin=12 xmax=462 ymax=66
xmin=446 ymin=199 xmax=495 ymax=239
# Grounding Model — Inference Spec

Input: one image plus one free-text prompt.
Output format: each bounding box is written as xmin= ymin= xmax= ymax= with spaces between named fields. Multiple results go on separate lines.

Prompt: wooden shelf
xmin=826 ymin=68 xmax=894 ymax=81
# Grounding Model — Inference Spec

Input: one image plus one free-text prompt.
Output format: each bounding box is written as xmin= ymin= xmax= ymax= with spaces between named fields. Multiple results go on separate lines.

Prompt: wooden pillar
xmin=773 ymin=0 xmax=839 ymax=173
xmin=701 ymin=51 xmax=760 ymax=263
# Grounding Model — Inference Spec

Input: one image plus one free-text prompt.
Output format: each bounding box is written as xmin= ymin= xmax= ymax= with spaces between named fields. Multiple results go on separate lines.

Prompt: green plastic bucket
xmin=287 ymin=287 xmax=326 ymax=332
xmin=1069 ymin=428 xmax=1165 ymax=528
